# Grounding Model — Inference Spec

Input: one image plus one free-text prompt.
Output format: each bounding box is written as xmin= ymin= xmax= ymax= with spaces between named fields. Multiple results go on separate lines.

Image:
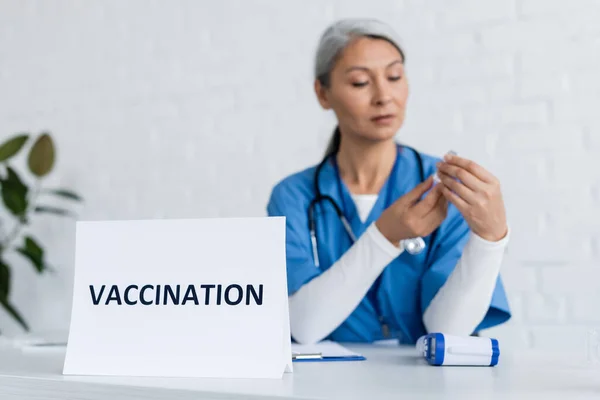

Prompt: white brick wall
xmin=1 ymin=0 xmax=599 ymax=354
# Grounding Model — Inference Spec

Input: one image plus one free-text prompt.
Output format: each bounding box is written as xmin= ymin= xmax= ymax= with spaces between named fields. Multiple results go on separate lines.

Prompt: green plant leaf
xmin=43 ymin=188 xmax=83 ymax=202
xmin=16 ymin=236 xmax=45 ymax=273
xmin=0 ymin=260 xmax=10 ymax=301
xmin=28 ymin=133 xmax=55 ymax=177
xmin=34 ymin=205 xmax=74 ymax=217
xmin=0 ymin=167 xmax=29 ymax=217
xmin=0 ymin=134 xmax=29 ymax=162
xmin=0 ymin=261 xmax=29 ymax=331
xmin=0 ymin=299 xmax=29 ymax=331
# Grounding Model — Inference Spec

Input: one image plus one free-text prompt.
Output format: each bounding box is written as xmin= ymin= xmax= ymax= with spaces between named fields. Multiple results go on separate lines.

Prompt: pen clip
xmin=292 ymin=352 xmax=322 ymax=360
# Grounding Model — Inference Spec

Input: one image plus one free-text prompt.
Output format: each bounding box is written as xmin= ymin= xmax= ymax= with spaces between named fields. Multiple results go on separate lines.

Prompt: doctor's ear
xmin=314 ymin=79 xmax=332 ymax=110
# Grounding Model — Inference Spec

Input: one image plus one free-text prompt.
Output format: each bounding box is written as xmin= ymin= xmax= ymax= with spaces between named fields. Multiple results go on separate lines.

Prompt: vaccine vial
xmin=433 ymin=150 xmax=457 ymax=184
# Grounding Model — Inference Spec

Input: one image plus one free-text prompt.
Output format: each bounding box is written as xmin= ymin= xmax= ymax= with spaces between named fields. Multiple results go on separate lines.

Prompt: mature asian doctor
xmin=267 ymin=18 xmax=511 ymax=345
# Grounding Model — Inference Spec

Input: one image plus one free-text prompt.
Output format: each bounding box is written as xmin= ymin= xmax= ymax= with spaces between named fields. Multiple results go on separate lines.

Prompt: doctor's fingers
xmin=440 ymin=184 xmax=468 ymax=215
xmin=437 ymin=171 xmax=478 ymax=205
xmin=411 ymin=203 xmax=447 ymax=238
xmin=410 ymin=183 xmax=444 ymax=216
xmin=402 ymin=175 xmax=435 ymax=205
xmin=442 ymin=153 xmax=497 ymax=184
xmin=436 ymin=162 xmax=485 ymax=193
xmin=422 ymin=194 xmax=448 ymax=227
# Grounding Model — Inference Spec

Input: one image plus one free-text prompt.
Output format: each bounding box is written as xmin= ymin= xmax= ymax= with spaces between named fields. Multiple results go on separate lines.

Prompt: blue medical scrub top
xmin=266 ymin=146 xmax=511 ymax=344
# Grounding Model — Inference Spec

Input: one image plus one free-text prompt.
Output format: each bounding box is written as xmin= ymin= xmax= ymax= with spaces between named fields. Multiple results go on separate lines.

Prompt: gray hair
xmin=314 ymin=18 xmax=405 ymax=88
xmin=315 ymin=19 xmax=405 ymax=157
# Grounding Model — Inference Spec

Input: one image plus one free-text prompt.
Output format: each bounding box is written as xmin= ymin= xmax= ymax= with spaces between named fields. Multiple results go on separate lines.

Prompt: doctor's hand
xmin=436 ymin=153 xmax=508 ymax=242
xmin=376 ymin=176 xmax=448 ymax=246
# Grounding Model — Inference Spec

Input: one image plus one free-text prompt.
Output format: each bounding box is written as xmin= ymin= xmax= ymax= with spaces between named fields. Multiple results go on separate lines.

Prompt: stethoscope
xmin=308 ymin=144 xmax=429 ymax=268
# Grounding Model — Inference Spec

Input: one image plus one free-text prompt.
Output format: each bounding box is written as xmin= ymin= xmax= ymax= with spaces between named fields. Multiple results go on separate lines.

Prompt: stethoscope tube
xmin=308 ymin=194 xmax=356 ymax=267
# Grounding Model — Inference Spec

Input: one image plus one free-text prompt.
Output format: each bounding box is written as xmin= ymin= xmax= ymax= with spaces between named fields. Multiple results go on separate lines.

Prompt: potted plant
xmin=0 ymin=132 xmax=82 ymax=334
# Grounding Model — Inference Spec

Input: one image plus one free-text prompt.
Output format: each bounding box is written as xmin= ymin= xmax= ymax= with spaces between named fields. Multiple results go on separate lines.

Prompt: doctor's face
xmin=315 ymin=37 xmax=408 ymax=143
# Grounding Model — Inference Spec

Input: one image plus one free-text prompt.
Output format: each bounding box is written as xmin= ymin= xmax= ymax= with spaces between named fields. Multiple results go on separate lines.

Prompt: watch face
xmin=405 ymin=237 xmax=425 ymax=254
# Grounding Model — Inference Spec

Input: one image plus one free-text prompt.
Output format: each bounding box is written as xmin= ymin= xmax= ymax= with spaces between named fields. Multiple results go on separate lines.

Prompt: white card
xmin=63 ymin=217 xmax=293 ymax=379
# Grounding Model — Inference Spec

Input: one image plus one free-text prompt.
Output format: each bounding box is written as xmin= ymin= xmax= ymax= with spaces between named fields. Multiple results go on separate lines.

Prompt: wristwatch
xmin=400 ymin=237 xmax=426 ymax=255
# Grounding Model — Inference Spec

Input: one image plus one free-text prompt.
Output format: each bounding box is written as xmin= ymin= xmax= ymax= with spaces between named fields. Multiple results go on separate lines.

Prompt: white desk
xmin=0 ymin=343 xmax=599 ymax=399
